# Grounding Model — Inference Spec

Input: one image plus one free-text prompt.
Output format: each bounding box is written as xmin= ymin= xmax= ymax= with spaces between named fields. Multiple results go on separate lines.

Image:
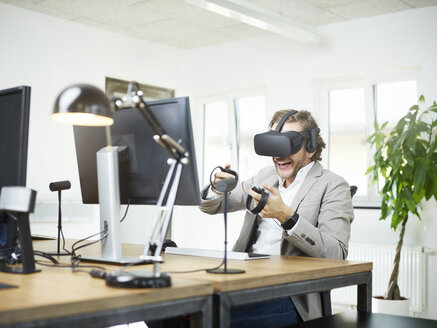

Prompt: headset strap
xmin=275 ymin=110 xmax=298 ymax=132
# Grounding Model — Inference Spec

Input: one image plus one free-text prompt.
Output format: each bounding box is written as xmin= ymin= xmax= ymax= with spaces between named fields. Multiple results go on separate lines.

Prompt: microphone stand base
xmin=206 ymin=268 xmax=245 ymax=274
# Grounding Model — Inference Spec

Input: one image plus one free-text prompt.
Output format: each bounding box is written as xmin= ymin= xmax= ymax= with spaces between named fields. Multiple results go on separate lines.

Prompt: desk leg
xmin=214 ymin=293 xmax=231 ymax=328
xmin=320 ymin=291 xmax=332 ymax=316
xmin=357 ymin=271 xmax=372 ymax=312
xmin=190 ymin=294 xmax=213 ymax=328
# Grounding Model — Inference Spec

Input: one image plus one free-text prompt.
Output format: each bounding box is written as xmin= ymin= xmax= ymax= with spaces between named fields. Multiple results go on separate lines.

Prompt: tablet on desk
xmin=164 ymin=247 xmax=270 ymax=260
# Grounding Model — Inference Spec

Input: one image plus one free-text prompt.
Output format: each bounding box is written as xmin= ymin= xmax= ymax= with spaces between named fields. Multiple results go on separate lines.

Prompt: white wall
xmin=0 ymin=3 xmax=183 ymax=241
xmin=1 ymin=2 xmax=436 ymax=320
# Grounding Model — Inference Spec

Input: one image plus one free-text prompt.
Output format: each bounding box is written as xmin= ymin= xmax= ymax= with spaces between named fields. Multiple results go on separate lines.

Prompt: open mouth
xmin=275 ymin=159 xmax=292 ymax=169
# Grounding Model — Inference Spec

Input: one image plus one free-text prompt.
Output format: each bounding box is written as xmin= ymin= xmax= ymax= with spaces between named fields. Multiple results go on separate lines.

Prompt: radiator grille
xmin=331 ymin=243 xmax=427 ymax=313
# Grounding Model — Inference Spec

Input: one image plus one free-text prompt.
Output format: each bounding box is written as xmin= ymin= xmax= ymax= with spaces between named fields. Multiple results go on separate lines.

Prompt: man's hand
xmin=211 ymin=164 xmax=235 ymax=195
xmin=248 ymin=184 xmax=294 ymax=223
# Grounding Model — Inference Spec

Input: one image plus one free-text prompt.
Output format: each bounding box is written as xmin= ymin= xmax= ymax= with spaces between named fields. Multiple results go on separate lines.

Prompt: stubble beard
xmin=274 ymin=151 xmax=308 ymax=184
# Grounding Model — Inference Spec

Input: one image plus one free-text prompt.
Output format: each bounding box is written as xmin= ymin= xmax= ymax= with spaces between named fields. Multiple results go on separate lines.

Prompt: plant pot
xmin=372 ymin=296 xmax=410 ymax=316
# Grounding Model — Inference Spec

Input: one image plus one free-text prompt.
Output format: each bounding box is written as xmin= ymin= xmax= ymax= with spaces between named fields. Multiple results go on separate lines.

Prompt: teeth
xmin=274 ymin=159 xmax=291 ymax=166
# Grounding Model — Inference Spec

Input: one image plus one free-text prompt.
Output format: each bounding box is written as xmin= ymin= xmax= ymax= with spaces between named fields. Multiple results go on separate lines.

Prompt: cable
xmin=59 ymin=226 xmax=71 ymax=255
xmin=33 ymin=250 xmax=59 ymax=264
xmin=166 ymin=259 xmax=225 ymax=274
xmin=35 ymin=260 xmax=107 ymax=272
xmin=120 ymin=199 xmax=131 ymax=223
xmin=70 ymin=229 xmax=108 ymax=267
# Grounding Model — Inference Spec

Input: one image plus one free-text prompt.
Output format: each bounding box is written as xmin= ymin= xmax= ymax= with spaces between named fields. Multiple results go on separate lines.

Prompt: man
xmin=199 ymin=109 xmax=354 ymax=327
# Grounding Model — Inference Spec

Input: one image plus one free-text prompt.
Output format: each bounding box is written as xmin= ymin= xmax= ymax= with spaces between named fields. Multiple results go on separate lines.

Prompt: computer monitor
xmin=0 ymin=86 xmax=31 ymax=261
xmin=73 ymin=96 xmax=200 ymax=264
xmin=74 ymin=96 xmax=200 ymax=206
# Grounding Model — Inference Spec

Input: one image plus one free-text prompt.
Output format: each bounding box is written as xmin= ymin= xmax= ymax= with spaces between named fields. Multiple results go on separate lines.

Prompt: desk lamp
xmin=52 ymin=84 xmax=137 ymax=265
xmin=53 ymin=83 xmax=189 ymax=287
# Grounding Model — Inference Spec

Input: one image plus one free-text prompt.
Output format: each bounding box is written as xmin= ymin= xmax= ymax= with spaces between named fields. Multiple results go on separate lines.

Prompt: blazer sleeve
xmin=198 ymin=166 xmax=277 ymax=215
xmin=285 ymin=173 xmax=354 ymax=260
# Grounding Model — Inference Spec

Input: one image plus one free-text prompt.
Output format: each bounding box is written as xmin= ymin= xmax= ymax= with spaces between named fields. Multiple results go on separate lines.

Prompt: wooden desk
xmin=157 ymin=254 xmax=372 ymax=328
xmin=0 ymin=255 xmax=213 ymax=328
xmin=32 ymin=240 xmax=373 ymax=328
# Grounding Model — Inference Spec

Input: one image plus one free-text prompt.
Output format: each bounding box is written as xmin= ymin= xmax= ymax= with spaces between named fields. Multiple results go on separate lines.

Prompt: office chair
xmin=320 ymin=185 xmax=358 ymax=316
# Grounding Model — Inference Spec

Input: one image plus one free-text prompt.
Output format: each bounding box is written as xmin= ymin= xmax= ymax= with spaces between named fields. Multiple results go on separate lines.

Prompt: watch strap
xmin=281 ymin=212 xmax=299 ymax=230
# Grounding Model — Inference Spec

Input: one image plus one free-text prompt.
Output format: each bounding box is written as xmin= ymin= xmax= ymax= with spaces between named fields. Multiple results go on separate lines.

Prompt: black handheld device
xmin=210 ymin=166 xmax=239 ymax=193
xmin=246 ymin=187 xmax=269 ymax=214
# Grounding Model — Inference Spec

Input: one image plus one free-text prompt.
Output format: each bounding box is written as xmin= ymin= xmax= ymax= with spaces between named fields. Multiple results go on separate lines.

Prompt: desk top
xmin=160 ymin=253 xmax=372 ymax=292
xmin=34 ymin=240 xmax=373 ymax=293
xmin=0 ymin=257 xmax=212 ymax=325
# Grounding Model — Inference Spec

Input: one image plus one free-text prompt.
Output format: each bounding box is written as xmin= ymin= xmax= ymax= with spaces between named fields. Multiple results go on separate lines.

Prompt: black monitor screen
xmin=0 ymin=85 xmax=31 ymax=253
xmin=0 ymin=86 xmax=30 ymax=188
xmin=73 ymin=96 xmax=200 ymax=206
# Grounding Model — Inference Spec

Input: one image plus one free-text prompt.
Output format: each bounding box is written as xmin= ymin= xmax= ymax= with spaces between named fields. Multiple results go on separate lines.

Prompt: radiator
xmin=331 ymin=243 xmax=429 ymax=313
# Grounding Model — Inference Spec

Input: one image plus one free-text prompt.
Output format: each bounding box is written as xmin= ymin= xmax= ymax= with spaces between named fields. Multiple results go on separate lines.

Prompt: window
xmin=203 ymin=101 xmax=232 ymax=185
xmin=320 ymin=74 xmax=418 ymax=207
xmin=234 ymin=96 xmax=269 ymax=178
xmin=201 ymin=92 xmax=269 ymax=185
xmin=375 ymin=80 xmax=418 ymax=127
xmin=329 ymin=88 xmax=367 ymax=197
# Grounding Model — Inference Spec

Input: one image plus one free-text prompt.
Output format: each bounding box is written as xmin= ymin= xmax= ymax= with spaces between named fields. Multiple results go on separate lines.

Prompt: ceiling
xmin=2 ymin=0 xmax=437 ymax=48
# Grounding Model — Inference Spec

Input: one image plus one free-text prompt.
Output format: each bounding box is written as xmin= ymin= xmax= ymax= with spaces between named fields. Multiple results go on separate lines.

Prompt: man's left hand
xmin=258 ymin=184 xmax=294 ymax=223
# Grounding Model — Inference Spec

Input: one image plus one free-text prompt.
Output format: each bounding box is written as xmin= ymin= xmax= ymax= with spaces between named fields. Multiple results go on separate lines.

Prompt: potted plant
xmin=366 ymin=96 xmax=436 ymax=315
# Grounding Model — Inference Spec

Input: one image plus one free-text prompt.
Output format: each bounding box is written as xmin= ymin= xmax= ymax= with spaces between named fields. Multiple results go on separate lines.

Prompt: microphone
xmin=49 ymin=180 xmax=71 ymax=192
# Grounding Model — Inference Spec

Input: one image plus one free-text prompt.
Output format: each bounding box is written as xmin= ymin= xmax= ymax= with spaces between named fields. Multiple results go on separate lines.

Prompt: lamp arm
xmin=135 ymin=101 xmax=177 ymax=159
xmin=113 ymin=88 xmax=188 ymax=161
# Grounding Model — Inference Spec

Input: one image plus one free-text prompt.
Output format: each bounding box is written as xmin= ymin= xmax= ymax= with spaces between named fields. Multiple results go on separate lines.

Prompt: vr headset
xmin=254 ymin=110 xmax=320 ymax=157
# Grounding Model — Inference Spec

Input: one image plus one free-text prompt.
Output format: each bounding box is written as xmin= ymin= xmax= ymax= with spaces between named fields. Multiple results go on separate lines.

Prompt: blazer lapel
xmin=290 ymin=162 xmax=323 ymax=210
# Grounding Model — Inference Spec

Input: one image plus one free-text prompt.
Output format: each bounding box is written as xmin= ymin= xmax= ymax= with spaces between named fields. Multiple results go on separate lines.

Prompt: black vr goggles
xmin=254 ymin=110 xmax=320 ymax=157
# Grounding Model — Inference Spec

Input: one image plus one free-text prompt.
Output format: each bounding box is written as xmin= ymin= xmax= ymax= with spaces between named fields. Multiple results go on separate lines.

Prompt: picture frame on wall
xmin=105 ymin=77 xmax=175 ymax=101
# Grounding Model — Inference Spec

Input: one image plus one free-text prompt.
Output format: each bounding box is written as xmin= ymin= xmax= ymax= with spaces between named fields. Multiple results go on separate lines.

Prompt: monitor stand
xmin=79 ymin=146 xmax=140 ymax=265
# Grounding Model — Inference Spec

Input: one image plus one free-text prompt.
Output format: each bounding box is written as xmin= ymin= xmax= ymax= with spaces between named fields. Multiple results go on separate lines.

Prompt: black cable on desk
xmin=165 ymin=259 xmax=225 ymax=274
xmin=70 ymin=229 xmax=108 ymax=265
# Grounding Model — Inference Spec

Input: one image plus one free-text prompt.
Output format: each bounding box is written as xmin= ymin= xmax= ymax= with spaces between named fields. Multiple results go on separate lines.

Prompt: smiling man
xmin=199 ymin=109 xmax=354 ymax=327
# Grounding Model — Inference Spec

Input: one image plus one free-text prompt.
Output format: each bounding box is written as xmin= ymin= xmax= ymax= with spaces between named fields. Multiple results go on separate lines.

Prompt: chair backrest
xmin=350 ymin=185 xmax=358 ymax=198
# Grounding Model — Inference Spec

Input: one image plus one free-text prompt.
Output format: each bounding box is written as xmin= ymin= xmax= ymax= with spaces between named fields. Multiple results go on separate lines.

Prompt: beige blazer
xmin=199 ymin=161 xmax=354 ymax=321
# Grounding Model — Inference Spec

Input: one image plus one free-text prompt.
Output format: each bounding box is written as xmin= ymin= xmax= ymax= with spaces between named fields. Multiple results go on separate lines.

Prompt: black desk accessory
xmin=0 ymin=186 xmax=40 ymax=274
xmin=246 ymin=186 xmax=269 ymax=214
xmin=47 ymin=180 xmax=71 ymax=256
xmin=206 ymin=167 xmax=245 ymax=274
xmin=90 ymin=268 xmax=171 ymax=288
xmin=0 ymin=282 xmax=18 ymax=289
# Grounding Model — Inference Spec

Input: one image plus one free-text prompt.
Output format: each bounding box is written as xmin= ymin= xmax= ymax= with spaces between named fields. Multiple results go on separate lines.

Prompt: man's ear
xmin=306 ymin=151 xmax=315 ymax=160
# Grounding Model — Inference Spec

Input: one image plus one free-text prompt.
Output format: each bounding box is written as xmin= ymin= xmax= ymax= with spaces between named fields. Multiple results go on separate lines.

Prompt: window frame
xmin=317 ymin=70 xmax=420 ymax=208
xmin=196 ymin=88 xmax=267 ymax=186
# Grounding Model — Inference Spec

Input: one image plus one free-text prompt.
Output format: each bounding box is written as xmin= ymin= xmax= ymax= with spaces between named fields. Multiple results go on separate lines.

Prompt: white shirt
xmin=251 ymin=161 xmax=314 ymax=255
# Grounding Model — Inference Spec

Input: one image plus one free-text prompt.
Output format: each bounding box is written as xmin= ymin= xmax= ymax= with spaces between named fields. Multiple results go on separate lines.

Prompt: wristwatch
xmin=281 ymin=212 xmax=299 ymax=230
